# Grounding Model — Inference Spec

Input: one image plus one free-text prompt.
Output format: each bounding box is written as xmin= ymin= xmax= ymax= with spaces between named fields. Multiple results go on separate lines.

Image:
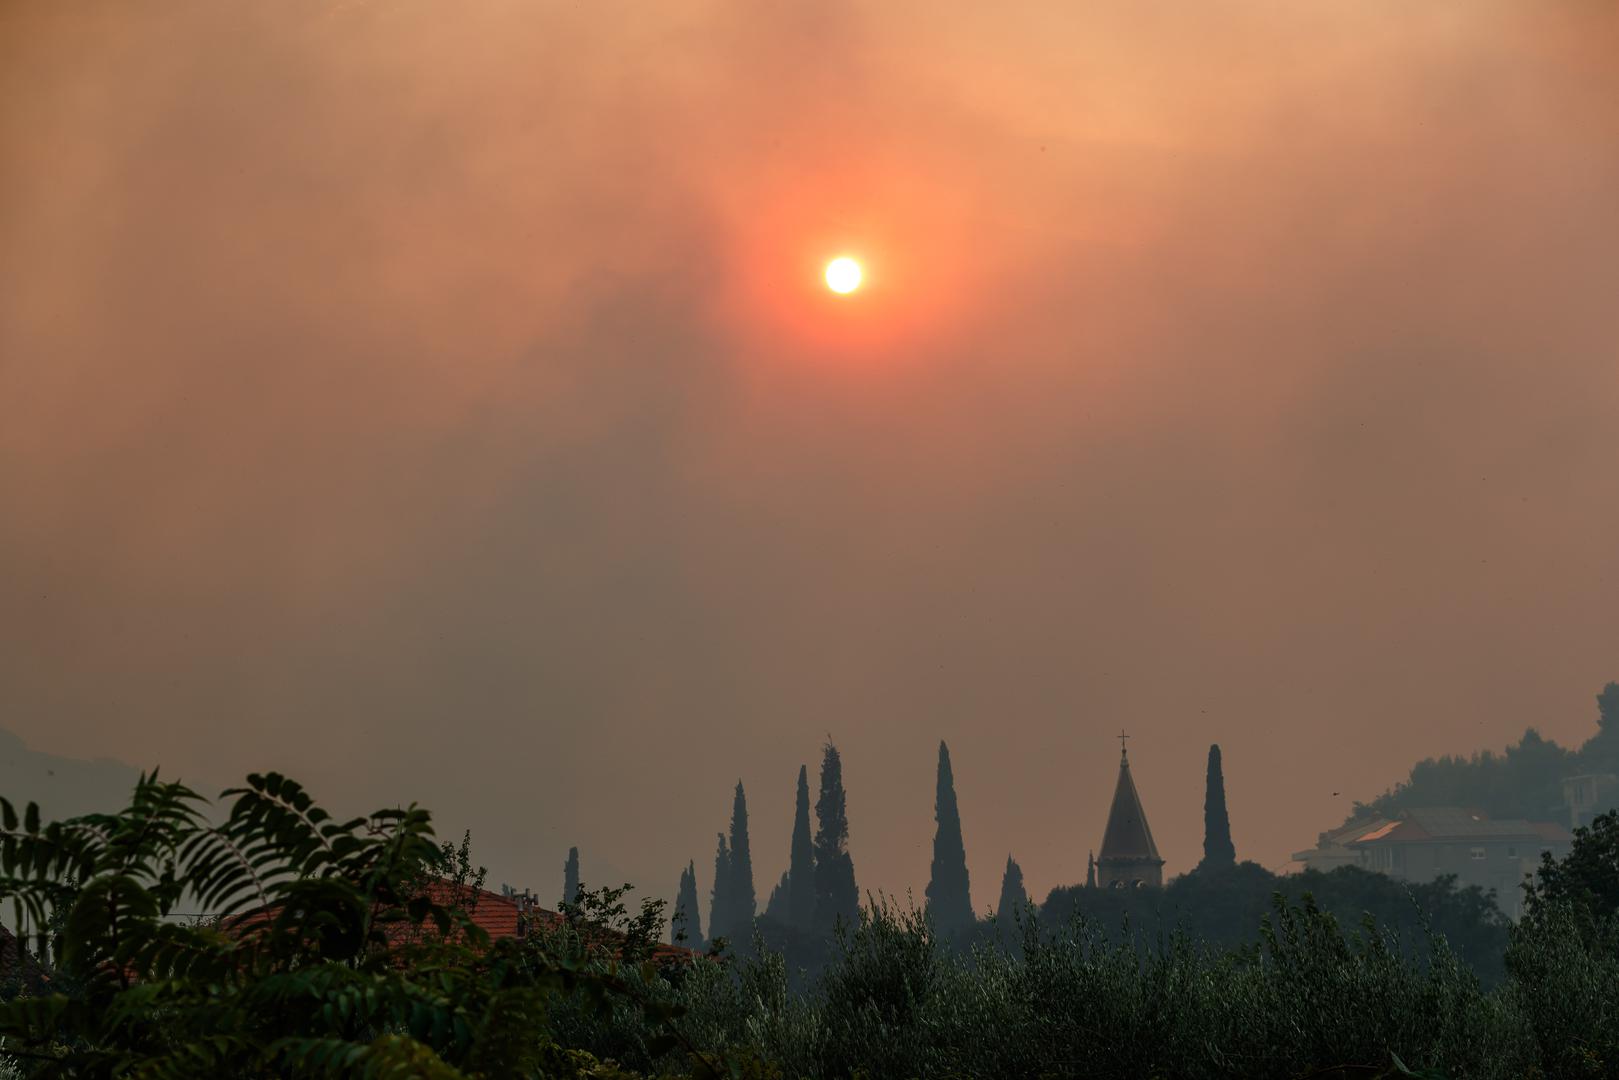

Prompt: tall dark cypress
xmin=813 ymin=739 xmax=859 ymax=933
xmin=788 ymin=764 xmax=816 ymax=931
xmin=671 ymin=860 xmax=704 ymax=949
xmin=763 ymin=871 xmax=790 ymax=923
xmin=709 ymin=833 xmax=731 ymax=943
xmin=1202 ymin=744 xmax=1236 ymax=869
xmin=727 ymin=781 xmax=757 ymax=935
xmin=562 ymin=846 xmax=580 ymax=906
xmin=996 ymin=855 xmax=1028 ymax=921
xmin=925 ymin=741 xmax=974 ymax=932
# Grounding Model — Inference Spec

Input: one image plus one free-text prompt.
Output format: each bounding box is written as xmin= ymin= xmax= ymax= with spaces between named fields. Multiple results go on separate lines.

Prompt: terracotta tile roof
xmin=1529 ymin=821 xmax=1573 ymax=845
xmin=0 ymin=926 xmax=52 ymax=994
xmin=225 ymin=879 xmax=699 ymax=964
xmin=1349 ymin=809 xmax=1568 ymax=846
xmin=1351 ymin=819 xmax=1413 ymax=844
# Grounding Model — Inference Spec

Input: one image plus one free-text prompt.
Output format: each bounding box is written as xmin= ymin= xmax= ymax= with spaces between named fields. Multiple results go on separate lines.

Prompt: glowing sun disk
xmin=825 ymin=257 xmax=862 ymax=294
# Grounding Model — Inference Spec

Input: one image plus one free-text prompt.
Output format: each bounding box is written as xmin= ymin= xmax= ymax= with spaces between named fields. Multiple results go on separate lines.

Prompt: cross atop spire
xmin=1117 ymin=728 xmax=1130 ymax=760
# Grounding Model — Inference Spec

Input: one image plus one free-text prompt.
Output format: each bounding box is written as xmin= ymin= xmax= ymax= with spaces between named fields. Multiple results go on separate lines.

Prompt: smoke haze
xmin=3 ymin=1 xmax=1617 ymax=907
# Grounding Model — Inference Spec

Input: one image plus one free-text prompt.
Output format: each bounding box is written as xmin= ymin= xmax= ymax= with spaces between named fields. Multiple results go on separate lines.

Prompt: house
xmin=1287 ymin=816 xmax=1394 ymax=874
xmin=1345 ymin=808 xmax=1571 ymax=918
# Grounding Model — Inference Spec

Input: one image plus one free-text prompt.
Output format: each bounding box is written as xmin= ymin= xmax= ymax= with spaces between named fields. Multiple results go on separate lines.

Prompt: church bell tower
xmin=1095 ymin=731 xmax=1165 ymax=888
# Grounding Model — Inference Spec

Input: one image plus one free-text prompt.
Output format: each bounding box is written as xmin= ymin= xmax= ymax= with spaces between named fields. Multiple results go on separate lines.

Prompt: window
xmin=1469 ymin=847 xmax=1486 ymax=860
xmin=1506 ymin=846 xmax=1517 ymax=858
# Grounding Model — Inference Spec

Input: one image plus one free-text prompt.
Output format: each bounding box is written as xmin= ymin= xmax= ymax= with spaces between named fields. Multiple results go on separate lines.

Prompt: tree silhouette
xmin=562 ymin=845 xmax=581 ymax=906
xmin=813 ymin=739 xmax=859 ymax=933
xmin=997 ymin=854 xmax=1029 ymax=921
xmin=789 ymin=763 xmax=816 ymax=931
xmin=1202 ymin=744 xmax=1237 ymax=869
xmin=926 ymin=741 xmax=974 ymax=933
xmin=671 ymin=859 xmax=704 ymax=948
xmin=727 ymin=781 xmax=757 ymax=938
xmin=709 ymin=832 xmax=731 ymax=945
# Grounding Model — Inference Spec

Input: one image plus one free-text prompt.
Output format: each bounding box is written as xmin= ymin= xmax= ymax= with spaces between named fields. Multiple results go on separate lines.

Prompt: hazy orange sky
xmin=3 ymin=1 xmax=1617 ymax=911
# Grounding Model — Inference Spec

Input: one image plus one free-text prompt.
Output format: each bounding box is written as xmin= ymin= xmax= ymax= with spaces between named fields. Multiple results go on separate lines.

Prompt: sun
xmin=824 ymin=256 xmax=862 ymax=294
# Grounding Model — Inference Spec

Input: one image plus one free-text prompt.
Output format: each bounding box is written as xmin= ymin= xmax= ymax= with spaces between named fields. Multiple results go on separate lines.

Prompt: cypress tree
xmin=763 ymin=870 xmax=790 ymax=923
xmin=709 ymin=833 xmax=731 ymax=943
xmin=1202 ymin=744 xmax=1236 ymax=869
xmin=727 ymin=781 xmax=757 ymax=935
xmin=788 ymin=764 xmax=816 ymax=931
xmin=671 ymin=860 xmax=704 ymax=949
xmin=562 ymin=846 xmax=580 ymax=906
xmin=813 ymin=739 xmax=859 ymax=933
xmin=996 ymin=855 xmax=1028 ymax=921
xmin=925 ymin=740 xmax=974 ymax=933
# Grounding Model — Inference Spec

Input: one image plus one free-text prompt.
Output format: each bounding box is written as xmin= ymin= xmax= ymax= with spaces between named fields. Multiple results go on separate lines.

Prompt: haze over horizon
xmin=3 ymin=1 xmax=1618 ymax=913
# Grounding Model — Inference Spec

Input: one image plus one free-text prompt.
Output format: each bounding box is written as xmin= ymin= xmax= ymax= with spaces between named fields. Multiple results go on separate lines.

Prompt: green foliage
xmin=0 ymin=774 xmax=703 ymax=1080
xmin=4 ymin=769 xmax=1616 ymax=1079
xmin=1520 ymin=809 xmax=1619 ymax=929
xmin=1504 ymin=899 xmax=1619 ymax=1078
xmin=657 ymin=894 xmax=1531 ymax=1080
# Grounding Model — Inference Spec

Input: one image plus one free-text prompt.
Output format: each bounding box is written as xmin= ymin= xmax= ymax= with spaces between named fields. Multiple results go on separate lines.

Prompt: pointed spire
xmin=1095 ymin=736 xmax=1164 ymax=887
xmin=1086 ymin=850 xmax=1096 ymax=889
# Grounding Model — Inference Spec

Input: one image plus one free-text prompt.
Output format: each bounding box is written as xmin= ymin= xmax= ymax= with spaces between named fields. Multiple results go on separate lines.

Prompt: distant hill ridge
xmin=0 ymin=728 xmax=143 ymax=821
xmin=1350 ymin=682 xmax=1619 ymax=827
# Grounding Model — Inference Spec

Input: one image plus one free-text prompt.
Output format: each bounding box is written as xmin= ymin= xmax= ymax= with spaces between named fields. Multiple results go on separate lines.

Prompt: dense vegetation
xmin=2 ymin=771 xmax=1618 ymax=1077
xmin=1354 ymin=682 xmax=1619 ymax=824
xmin=1040 ymin=862 xmax=1513 ymax=985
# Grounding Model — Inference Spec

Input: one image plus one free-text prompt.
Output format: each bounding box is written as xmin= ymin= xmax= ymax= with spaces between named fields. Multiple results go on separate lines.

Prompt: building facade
xmin=1345 ymin=808 xmax=1570 ymax=918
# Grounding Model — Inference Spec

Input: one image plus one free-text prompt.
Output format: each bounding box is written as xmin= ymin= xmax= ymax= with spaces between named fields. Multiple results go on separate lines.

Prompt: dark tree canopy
xmin=789 ymin=763 xmax=816 ymax=932
xmin=1201 ymin=744 xmax=1236 ymax=869
xmin=563 ymin=845 xmax=581 ymax=906
xmin=1521 ymin=809 xmax=1619 ymax=930
xmin=813 ymin=739 xmax=859 ymax=933
xmin=997 ymin=854 xmax=1029 ymax=921
xmin=1599 ymin=682 xmax=1619 ymax=732
xmin=1346 ymin=682 xmax=1619 ymax=827
xmin=1043 ymin=862 xmax=1512 ymax=985
xmin=671 ymin=859 xmax=704 ymax=949
xmin=926 ymin=740 xmax=974 ymax=932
